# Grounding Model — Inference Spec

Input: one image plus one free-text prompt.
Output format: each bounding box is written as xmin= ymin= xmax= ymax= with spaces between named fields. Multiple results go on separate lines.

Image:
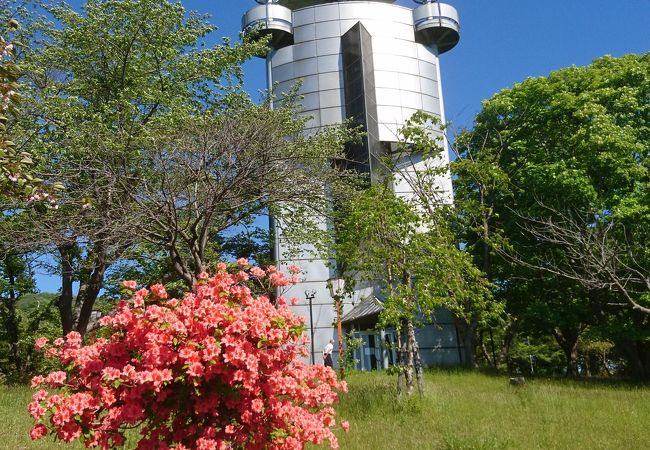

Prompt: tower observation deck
xmin=242 ymin=0 xmax=462 ymax=368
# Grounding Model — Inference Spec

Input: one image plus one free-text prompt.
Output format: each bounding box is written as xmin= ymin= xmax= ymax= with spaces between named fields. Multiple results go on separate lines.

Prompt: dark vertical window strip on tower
xmin=341 ymin=23 xmax=381 ymax=178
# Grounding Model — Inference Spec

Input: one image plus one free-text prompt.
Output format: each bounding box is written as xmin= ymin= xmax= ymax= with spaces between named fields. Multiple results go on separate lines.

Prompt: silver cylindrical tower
xmin=242 ymin=0 xmax=461 ymax=368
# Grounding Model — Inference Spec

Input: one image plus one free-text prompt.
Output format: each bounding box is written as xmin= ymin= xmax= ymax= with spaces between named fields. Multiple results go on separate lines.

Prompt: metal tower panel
xmin=279 ymin=0 xmax=395 ymax=10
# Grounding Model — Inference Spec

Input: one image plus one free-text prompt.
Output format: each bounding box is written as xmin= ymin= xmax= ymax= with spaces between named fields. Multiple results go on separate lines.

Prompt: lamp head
xmin=327 ymin=278 xmax=346 ymax=297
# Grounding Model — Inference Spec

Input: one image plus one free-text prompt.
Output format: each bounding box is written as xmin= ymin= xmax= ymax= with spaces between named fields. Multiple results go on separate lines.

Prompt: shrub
xmin=28 ymin=262 xmax=347 ymax=449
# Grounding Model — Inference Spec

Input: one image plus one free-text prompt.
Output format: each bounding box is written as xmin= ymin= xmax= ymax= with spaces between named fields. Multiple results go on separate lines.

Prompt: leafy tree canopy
xmin=454 ymin=52 xmax=650 ymax=376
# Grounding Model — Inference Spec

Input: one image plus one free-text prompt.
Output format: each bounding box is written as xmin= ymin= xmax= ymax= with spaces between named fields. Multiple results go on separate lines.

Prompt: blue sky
xmin=207 ymin=0 xmax=649 ymax=128
xmin=35 ymin=0 xmax=649 ymax=292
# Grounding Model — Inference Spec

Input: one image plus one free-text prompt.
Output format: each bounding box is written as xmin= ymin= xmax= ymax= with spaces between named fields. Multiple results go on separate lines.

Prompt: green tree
xmin=0 ymin=11 xmax=34 ymax=193
xmin=0 ymin=17 xmax=25 ymax=196
xmin=5 ymin=0 xmax=352 ymax=338
xmin=6 ymin=0 xmax=265 ymax=336
xmin=118 ymin=102 xmax=350 ymax=286
xmin=0 ymin=252 xmax=35 ymax=378
xmin=1 ymin=7 xmax=62 ymax=203
xmin=455 ymin=53 xmax=650 ymax=377
xmin=335 ymin=181 xmax=493 ymax=395
xmin=380 ymin=111 xmax=504 ymax=370
xmin=451 ymin=120 xmax=514 ymax=370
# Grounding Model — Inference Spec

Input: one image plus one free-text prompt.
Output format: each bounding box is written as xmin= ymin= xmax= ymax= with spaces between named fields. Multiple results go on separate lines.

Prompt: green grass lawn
xmin=3 ymin=371 xmax=650 ymax=449
xmin=333 ymin=370 xmax=650 ymax=450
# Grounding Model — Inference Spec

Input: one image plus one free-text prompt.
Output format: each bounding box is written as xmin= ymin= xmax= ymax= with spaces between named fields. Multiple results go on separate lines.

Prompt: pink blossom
xmin=199 ymin=271 xmax=210 ymax=280
xmin=32 ymin=390 xmax=48 ymax=402
xmin=135 ymin=288 xmax=150 ymax=299
xmin=269 ymin=272 xmax=289 ymax=287
xmin=122 ymin=280 xmax=137 ymax=290
xmin=341 ymin=420 xmax=350 ymax=432
xmin=187 ymin=362 xmax=204 ymax=378
xmin=236 ymin=257 xmax=249 ymax=268
xmin=196 ymin=438 xmax=218 ymax=450
xmin=45 ymin=371 xmax=67 ymax=387
xmin=250 ymin=266 xmax=265 ymax=278
xmin=102 ymin=367 xmax=121 ymax=382
xmin=65 ymin=331 xmax=82 ymax=349
xmin=150 ymin=283 xmax=168 ymax=299
xmin=101 ymin=389 xmax=116 ymax=406
xmin=34 ymin=337 xmax=48 ymax=351
xmin=235 ymin=271 xmax=249 ymax=282
xmin=288 ymin=264 xmax=301 ymax=274
xmin=251 ymin=398 xmax=264 ymax=413
xmin=30 ymin=424 xmax=48 ymax=440
xmin=28 ymin=400 xmax=46 ymax=419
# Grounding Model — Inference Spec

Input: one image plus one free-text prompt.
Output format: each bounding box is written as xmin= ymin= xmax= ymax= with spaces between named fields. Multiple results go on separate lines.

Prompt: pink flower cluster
xmin=30 ymin=262 xmax=348 ymax=449
xmin=1 ymin=38 xmax=18 ymax=112
xmin=1 ymin=41 xmax=14 ymax=58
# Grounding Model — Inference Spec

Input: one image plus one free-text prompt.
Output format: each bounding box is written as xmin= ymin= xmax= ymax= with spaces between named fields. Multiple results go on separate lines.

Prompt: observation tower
xmin=242 ymin=0 xmax=461 ymax=368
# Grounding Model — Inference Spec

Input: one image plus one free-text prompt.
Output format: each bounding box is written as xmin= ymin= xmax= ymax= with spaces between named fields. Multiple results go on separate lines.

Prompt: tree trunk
xmin=498 ymin=319 xmax=516 ymax=368
xmin=552 ymin=327 xmax=580 ymax=377
xmin=57 ymin=243 xmax=76 ymax=336
xmin=5 ymin=265 xmax=22 ymax=376
xmin=602 ymin=349 xmax=613 ymax=377
xmin=407 ymin=319 xmax=424 ymax=396
xmin=75 ymin=244 xmax=107 ymax=336
xmin=396 ymin=319 xmax=415 ymax=397
xmin=478 ymin=330 xmax=496 ymax=368
xmin=404 ymin=325 xmax=414 ymax=397
xmin=619 ymin=340 xmax=650 ymax=380
xmin=169 ymin=241 xmax=195 ymax=287
xmin=455 ymin=318 xmax=478 ymax=368
xmin=568 ymin=343 xmax=579 ymax=377
xmin=396 ymin=326 xmax=404 ymax=398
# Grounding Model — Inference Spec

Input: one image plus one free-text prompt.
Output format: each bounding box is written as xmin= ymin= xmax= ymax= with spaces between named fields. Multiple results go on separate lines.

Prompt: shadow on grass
xmin=421 ymin=366 xmax=650 ymax=391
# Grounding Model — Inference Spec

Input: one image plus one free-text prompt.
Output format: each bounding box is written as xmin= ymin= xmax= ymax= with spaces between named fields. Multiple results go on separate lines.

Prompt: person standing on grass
xmin=323 ymin=339 xmax=334 ymax=367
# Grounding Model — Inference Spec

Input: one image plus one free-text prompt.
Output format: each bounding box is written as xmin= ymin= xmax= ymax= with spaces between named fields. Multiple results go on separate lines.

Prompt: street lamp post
xmin=304 ymin=289 xmax=316 ymax=365
xmin=327 ymin=277 xmax=346 ymax=380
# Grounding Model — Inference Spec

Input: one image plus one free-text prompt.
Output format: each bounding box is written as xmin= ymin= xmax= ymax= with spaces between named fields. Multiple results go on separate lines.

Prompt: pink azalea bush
xmin=29 ymin=262 xmax=347 ymax=449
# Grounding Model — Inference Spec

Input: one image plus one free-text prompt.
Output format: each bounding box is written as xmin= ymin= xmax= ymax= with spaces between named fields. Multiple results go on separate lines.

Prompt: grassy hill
xmin=333 ymin=371 xmax=650 ymax=449
xmin=15 ymin=293 xmax=58 ymax=312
